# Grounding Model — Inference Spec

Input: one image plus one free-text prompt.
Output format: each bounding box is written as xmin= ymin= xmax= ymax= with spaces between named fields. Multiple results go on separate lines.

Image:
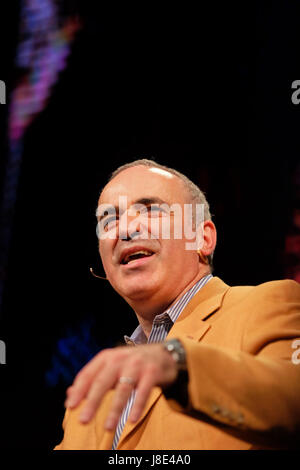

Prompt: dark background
xmin=0 ymin=1 xmax=299 ymax=449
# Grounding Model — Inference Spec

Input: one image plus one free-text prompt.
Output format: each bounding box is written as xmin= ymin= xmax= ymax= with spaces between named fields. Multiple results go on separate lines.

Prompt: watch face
xmin=164 ymin=339 xmax=186 ymax=369
xmin=172 ymin=351 xmax=180 ymax=362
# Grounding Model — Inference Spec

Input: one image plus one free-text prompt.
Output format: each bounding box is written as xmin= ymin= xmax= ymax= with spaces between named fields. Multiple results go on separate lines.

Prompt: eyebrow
xmin=134 ymin=197 xmax=166 ymax=206
xmin=97 ymin=197 xmax=167 ymax=220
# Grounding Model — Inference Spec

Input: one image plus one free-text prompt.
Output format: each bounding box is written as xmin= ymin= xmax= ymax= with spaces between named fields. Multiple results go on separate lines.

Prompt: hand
xmin=64 ymin=343 xmax=178 ymax=431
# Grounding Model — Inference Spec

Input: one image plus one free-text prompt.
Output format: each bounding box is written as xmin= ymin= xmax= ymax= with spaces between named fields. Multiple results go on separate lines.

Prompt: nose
xmin=118 ymin=210 xmax=144 ymax=240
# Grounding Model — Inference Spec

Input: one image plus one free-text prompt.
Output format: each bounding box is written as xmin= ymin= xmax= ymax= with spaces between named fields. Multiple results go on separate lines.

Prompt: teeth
xmin=123 ymin=250 xmax=153 ymax=264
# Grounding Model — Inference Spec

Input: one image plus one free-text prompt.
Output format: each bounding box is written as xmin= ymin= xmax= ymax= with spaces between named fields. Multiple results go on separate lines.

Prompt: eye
xmin=103 ymin=216 xmax=117 ymax=231
xmin=148 ymin=205 xmax=166 ymax=216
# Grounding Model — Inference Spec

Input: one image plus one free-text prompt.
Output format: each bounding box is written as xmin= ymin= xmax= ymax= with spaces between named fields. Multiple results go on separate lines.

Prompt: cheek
xmin=149 ymin=215 xmax=183 ymax=241
xmin=99 ymin=240 xmax=114 ymax=271
xmin=166 ymin=237 xmax=196 ymax=268
xmin=160 ymin=238 xmax=186 ymax=265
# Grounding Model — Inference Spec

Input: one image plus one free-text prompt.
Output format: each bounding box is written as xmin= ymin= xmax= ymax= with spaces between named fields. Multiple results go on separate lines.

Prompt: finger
xmin=79 ymin=364 xmax=119 ymax=424
xmin=128 ymin=368 xmax=156 ymax=423
xmin=65 ymin=351 xmax=108 ymax=408
xmin=104 ymin=375 xmax=137 ymax=431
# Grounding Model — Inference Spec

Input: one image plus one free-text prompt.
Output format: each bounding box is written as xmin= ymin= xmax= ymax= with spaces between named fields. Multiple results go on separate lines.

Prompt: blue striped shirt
xmin=112 ymin=274 xmax=213 ymax=449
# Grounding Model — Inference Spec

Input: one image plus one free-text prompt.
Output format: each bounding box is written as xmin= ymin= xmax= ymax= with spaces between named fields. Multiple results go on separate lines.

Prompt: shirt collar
xmin=124 ymin=274 xmax=213 ymax=345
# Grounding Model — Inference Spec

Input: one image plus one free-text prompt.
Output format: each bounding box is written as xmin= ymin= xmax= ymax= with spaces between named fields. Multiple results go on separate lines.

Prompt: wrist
xmin=162 ymin=338 xmax=187 ymax=371
xmin=161 ymin=339 xmax=189 ymax=409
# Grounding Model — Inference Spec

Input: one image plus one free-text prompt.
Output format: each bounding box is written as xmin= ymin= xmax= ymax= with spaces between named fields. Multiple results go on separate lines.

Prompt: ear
xmin=196 ymin=220 xmax=217 ymax=257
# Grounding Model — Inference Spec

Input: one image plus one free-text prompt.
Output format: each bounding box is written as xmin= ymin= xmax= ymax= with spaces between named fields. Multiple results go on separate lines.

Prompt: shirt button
xmin=211 ymin=403 xmax=221 ymax=414
xmin=126 ymin=339 xmax=135 ymax=346
xmin=220 ymin=408 xmax=230 ymax=418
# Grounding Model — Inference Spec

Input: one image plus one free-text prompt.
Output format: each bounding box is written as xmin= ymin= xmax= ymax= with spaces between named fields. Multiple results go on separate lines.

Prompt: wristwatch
xmin=162 ymin=338 xmax=187 ymax=370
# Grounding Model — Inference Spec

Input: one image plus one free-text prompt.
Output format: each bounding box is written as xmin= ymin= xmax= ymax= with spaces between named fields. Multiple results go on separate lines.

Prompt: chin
xmin=118 ymin=276 xmax=160 ymax=301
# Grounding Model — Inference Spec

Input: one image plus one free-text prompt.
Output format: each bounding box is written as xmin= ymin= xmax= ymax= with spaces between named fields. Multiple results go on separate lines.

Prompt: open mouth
xmin=121 ymin=250 xmax=154 ymax=265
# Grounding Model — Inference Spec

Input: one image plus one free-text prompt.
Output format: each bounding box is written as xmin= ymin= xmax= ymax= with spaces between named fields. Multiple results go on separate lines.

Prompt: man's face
xmin=97 ymin=166 xmax=202 ymax=307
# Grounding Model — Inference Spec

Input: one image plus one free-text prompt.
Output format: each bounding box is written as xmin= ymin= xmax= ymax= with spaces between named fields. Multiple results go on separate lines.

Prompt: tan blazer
xmin=55 ymin=277 xmax=300 ymax=450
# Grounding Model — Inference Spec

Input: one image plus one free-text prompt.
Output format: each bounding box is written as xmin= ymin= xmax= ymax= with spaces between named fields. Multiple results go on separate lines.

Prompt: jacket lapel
xmin=113 ymin=277 xmax=230 ymax=449
xmin=167 ymin=277 xmax=230 ymax=341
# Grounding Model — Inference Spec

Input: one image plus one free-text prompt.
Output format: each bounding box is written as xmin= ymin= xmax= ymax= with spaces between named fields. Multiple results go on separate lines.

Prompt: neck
xmin=132 ymin=268 xmax=211 ymax=338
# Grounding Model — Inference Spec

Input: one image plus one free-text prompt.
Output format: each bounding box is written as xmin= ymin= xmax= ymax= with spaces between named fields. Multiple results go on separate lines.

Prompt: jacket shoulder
xmin=225 ymin=278 xmax=300 ymax=301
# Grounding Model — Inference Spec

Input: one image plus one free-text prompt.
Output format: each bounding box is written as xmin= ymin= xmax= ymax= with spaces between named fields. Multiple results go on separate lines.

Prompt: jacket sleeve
xmin=53 ymin=400 xmax=99 ymax=450
xmin=164 ymin=280 xmax=300 ymax=447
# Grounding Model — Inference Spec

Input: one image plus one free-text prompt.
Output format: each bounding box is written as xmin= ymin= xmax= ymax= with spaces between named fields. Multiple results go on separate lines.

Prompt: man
xmin=55 ymin=159 xmax=300 ymax=450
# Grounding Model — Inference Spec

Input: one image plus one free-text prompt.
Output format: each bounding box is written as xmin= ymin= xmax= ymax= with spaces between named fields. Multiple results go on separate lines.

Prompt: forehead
xmin=99 ymin=166 xmax=187 ymax=206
